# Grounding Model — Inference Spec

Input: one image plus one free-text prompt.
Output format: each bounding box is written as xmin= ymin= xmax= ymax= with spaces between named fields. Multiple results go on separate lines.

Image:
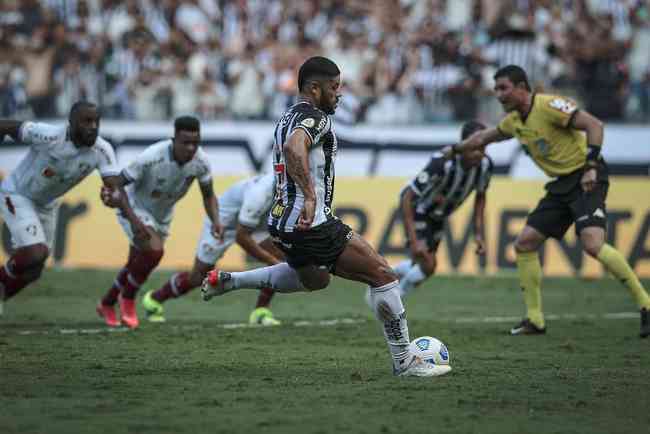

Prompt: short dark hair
xmin=174 ymin=116 xmax=200 ymax=133
xmin=494 ymin=65 xmax=531 ymax=91
xmin=69 ymin=101 xmax=97 ymax=120
xmin=460 ymin=120 xmax=487 ymax=140
xmin=297 ymin=56 xmax=340 ymax=92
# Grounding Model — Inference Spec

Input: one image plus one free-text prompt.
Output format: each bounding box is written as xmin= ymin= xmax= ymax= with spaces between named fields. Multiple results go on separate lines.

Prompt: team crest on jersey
xmin=549 ymin=98 xmax=576 ymax=114
xmin=301 ymin=118 xmax=315 ymax=128
xmin=317 ymin=117 xmax=327 ymax=131
xmin=42 ymin=167 xmax=56 ymax=178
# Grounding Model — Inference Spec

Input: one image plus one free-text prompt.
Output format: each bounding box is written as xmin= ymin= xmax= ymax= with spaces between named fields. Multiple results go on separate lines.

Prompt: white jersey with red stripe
xmin=121 ymin=140 xmax=212 ymax=226
xmin=1 ymin=121 xmax=119 ymax=206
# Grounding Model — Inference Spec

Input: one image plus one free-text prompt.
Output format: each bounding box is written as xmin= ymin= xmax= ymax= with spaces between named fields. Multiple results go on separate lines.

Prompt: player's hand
xmin=211 ymin=221 xmax=224 ymax=242
xmin=100 ymin=186 xmax=122 ymax=208
xmin=581 ymin=168 xmax=597 ymax=192
xmin=296 ymin=197 xmax=315 ymax=231
xmin=475 ymin=237 xmax=486 ymax=256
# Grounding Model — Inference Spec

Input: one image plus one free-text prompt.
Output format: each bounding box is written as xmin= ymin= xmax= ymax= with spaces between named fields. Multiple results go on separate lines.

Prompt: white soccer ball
xmin=409 ymin=336 xmax=451 ymax=368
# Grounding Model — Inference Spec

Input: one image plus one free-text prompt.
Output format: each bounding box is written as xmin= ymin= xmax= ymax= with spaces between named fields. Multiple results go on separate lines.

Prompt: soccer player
xmin=141 ymin=172 xmax=284 ymax=326
xmin=97 ymin=116 xmax=223 ymax=329
xmin=0 ymin=101 xmax=147 ymax=314
xmin=201 ymin=56 xmax=450 ymax=377
xmin=393 ymin=121 xmax=492 ymax=298
xmin=448 ymin=65 xmax=650 ymax=338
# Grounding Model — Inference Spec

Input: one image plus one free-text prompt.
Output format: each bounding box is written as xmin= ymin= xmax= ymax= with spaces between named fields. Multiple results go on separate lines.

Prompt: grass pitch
xmin=1 ymin=270 xmax=649 ymax=434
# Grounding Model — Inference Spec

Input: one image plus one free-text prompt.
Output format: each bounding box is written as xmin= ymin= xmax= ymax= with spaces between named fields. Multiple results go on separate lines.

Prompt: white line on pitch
xmin=6 ymin=312 xmax=639 ymax=336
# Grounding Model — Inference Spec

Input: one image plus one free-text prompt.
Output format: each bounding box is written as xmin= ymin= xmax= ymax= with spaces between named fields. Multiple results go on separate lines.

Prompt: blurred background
xmin=1 ymin=0 xmax=649 ymax=276
xmin=1 ymin=0 xmax=649 ymax=124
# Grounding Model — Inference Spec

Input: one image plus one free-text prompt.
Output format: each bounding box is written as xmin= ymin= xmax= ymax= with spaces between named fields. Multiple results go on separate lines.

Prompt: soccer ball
xmin=409 ymin=336 xmax=451 ymax=368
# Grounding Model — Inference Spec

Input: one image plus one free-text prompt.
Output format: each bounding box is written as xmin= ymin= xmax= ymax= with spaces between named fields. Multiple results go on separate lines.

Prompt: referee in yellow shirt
xmin=448 ymin=65 xmax=650 ymax=338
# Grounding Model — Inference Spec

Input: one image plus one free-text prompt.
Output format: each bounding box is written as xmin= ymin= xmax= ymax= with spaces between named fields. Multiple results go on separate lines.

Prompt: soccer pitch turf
xmin=1 ymin=270 xmax=649 ymax=434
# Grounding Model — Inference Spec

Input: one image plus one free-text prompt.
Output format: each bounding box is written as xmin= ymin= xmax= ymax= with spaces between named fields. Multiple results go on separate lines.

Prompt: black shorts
xmin=268 ymin=218 xmax=353 ymax=271
xmin=527 ymin=161 xmax=609 ymax=239
xmin=404 ymin=216 xmax=444 ymax=252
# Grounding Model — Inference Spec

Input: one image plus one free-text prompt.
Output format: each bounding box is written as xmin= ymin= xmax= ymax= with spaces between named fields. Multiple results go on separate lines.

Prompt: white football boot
xmin=201 ymin=270 xmax=232 ymax=301
xmin=394 ymin=355 xmax=452 ymax=377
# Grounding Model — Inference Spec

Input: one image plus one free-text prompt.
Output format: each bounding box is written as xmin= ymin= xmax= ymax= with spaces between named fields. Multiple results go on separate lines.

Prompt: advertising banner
xmin=1 ymin=176 xmax=648 ymax=277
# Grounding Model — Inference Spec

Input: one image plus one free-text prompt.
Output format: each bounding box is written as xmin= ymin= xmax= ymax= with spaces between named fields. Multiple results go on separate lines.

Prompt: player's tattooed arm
xmin=0 ymin=120 xmax=23 ymax=142
xmin=285 ymin=129 xmax=316 ymax=199
xmin=200 ymin=181 xmax=223 ymax=241
xmin=473 ymin=192 xmax=487 ymax=256
xmin=444 ymin=127 xmax=511 ymax=159
xmin=285 ymin=128 xmax=316 ymax=230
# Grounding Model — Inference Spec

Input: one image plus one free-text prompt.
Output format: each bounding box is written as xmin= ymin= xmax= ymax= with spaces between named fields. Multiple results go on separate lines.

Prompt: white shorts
xmin=0 ymin=191 xmax=58 ymax=250
xmin=195 ymin=219 xmax=269 ymax=265
xmin=117 ymin=208 xmax=170 ymax=244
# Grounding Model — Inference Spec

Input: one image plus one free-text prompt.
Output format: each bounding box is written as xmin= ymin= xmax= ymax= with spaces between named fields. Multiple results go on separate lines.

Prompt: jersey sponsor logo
xmin=42 ymin=167 xmax=56 ymax=178
xmin=271 ymin=203 xmax=285 ymax=218
xmin=549 ymin=98 xmax=576 ymax=114
xmin=301 ymin=118 xmax=315 ymax=128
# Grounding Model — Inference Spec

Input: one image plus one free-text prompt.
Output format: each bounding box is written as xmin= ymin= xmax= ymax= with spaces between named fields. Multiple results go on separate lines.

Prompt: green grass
xmin=1 ymin=270 xmax=649 ymax=434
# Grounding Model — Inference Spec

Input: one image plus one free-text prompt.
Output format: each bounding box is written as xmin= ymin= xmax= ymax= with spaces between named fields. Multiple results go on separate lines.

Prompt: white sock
xmin=230 ymin=263 xmax=305 ymax=293
xmin=398 ymin=264 xmax=427 ymax=298
xmin=393 ymin=259 xmax=413 ymax=279
xmin=369 ymin=280 xmax=411 ymax=368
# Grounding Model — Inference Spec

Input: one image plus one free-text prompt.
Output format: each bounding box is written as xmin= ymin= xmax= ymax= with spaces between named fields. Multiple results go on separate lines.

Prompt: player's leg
xmin=249 ymin=237 xmax=284 ymax=326
xmin=0 ymin=193 xmax=52 ymax=309
xmin=143 ymin=257 xmax=214 ymax=323
xmin=334 ymin=233 xmax=444 ymax=376
xmin=397 ymin=222 xmax=442 ymax=298
xmin=574 ymin=182 xmax=650 ymax=338
xmin=99 ymin=211 xmax=164 ymax=328
xmin=143 ymin=221 xmax=231 ymax=322
xmin=118 ymin=228 xmax=164 ymax=328
xmin=511 ymin=193 xmax=571 ymax=335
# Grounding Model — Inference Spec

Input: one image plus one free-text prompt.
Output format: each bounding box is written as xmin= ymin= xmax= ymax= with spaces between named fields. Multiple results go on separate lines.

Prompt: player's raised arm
xmin=284 ymin=128 xmax=316 ymax=230
xmin=0 ymin=120 xmax=22 ymax=142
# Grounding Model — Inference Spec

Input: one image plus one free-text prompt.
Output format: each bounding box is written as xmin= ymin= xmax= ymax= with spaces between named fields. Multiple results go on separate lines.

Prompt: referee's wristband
xmin=586 ymin=144 xmax=601 ymax=161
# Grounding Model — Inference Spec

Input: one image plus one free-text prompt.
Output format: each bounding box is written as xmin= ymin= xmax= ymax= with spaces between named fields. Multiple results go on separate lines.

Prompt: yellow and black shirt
xmin=497 ymin=94 xmax=588 ymax=178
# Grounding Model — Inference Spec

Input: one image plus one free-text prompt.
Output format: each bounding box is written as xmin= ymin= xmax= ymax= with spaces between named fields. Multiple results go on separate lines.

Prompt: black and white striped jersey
xmin=268 ymin=101 xmax=337 ymax=233
xmin=404 ymin=152 xmax=493 ymax=221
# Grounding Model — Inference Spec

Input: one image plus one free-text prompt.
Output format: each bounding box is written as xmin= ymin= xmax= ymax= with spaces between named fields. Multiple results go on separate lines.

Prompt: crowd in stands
xmin=1 ymin=0 xmax=649 ymax=124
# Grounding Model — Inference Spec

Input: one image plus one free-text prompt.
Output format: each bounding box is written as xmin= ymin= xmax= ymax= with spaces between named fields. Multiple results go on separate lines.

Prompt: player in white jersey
xmin=97 ymin=116 xmax=223 ymax=328
xmin=141 ymin=172 xmax=285 ymax=325
xmin=201 ymin=57 xmax=450 ymax=377
xmin=392 ymin=121 xmax=493 ymax=299
xmin=0 ymin=102 xmax=147 ymax=314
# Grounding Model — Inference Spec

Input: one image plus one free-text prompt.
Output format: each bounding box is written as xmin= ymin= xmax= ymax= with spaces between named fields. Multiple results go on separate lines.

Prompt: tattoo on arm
xmin=285 ymin=131 xmax=315 ymax=199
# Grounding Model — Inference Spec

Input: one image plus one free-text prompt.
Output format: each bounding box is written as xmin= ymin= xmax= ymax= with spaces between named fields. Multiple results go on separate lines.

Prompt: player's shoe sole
xmin=142 ymin=290 xmax=166 ymax=323
xmin=641 ymin=308 xmax=649 ymax=339
xmin=249 ymin=307 xmax=281 ymax=326
xmin=119 ymin=295 xmax=139 ymax=329
xmin=201 ymin=270 xmax=232 ymax=301
xmin=510 ymin=318 xmax=546 ymax=335
xmin=96 ymin=302 xmax=120 ymax=327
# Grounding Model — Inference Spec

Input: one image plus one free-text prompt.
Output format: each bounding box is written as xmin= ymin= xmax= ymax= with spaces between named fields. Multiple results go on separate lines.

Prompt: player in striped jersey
xmin=393 ymin=121 xmax=492 ymax=299
xmin=449 ymin=65 xmax=650 ymax=338
xmin=202 ymin=56 xmax=449 ymax=377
